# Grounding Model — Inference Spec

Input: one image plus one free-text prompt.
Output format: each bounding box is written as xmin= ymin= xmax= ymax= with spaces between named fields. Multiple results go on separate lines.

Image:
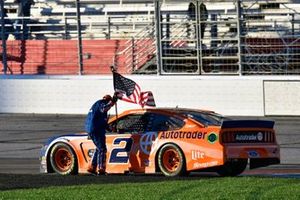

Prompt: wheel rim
xmin=162 ymin=148 xmax=180 ymax=172
xmin=54 ymin=148 xmax=73 ymax=172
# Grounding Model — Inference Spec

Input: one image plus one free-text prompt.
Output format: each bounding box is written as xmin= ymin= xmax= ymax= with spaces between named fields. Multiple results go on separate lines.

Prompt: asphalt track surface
xmin=0 ymin=114 xmax=299 ymax=190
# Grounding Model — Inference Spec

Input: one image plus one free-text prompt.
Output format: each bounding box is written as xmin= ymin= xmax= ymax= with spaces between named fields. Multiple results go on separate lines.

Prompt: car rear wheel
xmin=217 ymin=159 xmax=248 ymax=177
xmin=158 ymin=144 xmax=186 ymax=177
xmin=50 ymin=143 xmax=78 ymax=175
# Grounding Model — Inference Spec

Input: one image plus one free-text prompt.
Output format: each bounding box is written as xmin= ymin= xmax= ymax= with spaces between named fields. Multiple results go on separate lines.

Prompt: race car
xmin=40 ymin=108 xmax=280 ymax=176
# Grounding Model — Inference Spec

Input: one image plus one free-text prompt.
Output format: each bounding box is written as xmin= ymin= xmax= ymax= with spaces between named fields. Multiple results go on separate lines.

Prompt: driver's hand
xmin=112 ymin=91 xmax=122 ymax=103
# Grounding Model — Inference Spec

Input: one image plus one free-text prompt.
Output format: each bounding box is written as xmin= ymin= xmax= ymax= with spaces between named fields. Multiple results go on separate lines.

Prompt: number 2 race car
xmin=40 ymin=108 xmax=280 ymax=177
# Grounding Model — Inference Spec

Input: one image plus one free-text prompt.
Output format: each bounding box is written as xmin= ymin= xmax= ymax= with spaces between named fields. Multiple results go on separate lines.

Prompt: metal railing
xmin=113 ymin=20 xmax=156 ymax=74
xmin=0 ymin=15 xmax=153 ymax=40
xmin=154 ymin=0 xmax=300 ymax=75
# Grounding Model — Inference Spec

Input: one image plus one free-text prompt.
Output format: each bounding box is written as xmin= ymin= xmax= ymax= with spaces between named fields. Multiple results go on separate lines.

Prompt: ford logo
xmin=248 ymin=150 xmax=259 ymax=158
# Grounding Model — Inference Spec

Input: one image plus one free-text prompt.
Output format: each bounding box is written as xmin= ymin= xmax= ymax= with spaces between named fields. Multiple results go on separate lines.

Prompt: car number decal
xmin=109 ymin=138 xmax=133 ymax=164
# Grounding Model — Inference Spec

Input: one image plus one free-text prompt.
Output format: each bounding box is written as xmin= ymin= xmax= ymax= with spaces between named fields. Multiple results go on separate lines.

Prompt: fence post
xmin=131 ymin=37 xmax=135 ymax=72
xmin=196 ymin=0 xmax=202 ymax=75
xmin=75 ymin=0 xmax=84 ymax=75
xmin=291 ymin=14 xmax=294 ymax=36
xmin=64 ymin=16 xmax=68 ymax=40
xmin=1 ymin=1 xmax=8 ymax=75
xmin=107 ymin=17 xmax=111 ymax=39
xmin=154 ymin=0 xmax=162 ymax=75
xmin=236 ymin=0 xmax=243 ymax=76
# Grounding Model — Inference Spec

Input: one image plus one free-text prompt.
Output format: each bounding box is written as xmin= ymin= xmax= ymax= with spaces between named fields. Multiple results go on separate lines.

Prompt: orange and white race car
xmin=40 ymin=108 xmax=280 ymax=176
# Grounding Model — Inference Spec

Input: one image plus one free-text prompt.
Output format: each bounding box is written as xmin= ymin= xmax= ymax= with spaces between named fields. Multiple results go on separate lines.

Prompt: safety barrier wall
xmin=0 ymin=76 xmax=299 ymax=116
xmin=264 ymin=80 xmax=300 ymax=116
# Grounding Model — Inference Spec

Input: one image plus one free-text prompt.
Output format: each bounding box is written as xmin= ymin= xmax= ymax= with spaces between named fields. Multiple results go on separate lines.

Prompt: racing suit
xmin=85 ymin=99 xmax=115 ymax=172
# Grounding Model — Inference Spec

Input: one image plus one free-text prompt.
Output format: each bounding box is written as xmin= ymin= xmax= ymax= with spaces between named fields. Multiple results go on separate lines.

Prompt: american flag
xmin=113 ymin=72 xmax=156 ymax=107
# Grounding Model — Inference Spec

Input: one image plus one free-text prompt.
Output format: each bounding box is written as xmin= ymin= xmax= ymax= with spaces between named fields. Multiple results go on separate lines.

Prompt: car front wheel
xmin=50 ymin=142 xmax=78 ymax=175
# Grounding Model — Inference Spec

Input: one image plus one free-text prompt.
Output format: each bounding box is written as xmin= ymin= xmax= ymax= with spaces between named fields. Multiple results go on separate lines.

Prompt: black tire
xmin=50 ymin=142 xmax=78 ymax=175
xmin=217 ymin=159 xmax=248 ymax=177
xmin=158 ymin=144 xmax=187 ymax=177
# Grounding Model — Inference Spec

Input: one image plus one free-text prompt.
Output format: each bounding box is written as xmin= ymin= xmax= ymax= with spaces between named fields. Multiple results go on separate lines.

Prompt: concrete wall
xmin=0 ymin=76 xmax=299 ymax=116
xmin=264 ymin=80 xmax=300 ymax=116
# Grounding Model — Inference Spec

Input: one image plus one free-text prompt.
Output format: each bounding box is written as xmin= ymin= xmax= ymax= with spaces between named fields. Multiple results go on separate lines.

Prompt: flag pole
xmin=111 ymin=65 xmax=119 ymax=130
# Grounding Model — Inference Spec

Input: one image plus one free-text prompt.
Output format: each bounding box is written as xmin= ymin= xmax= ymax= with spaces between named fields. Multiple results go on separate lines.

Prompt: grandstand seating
xmin=1 ymin=0 xmax=300 ymax=75
xmin=4 ymin=0 xmax=299 ymax=41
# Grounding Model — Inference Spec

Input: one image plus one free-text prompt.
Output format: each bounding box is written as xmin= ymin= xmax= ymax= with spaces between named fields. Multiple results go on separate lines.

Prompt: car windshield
xmin=184 ymin=111 xmax=225 ymax=126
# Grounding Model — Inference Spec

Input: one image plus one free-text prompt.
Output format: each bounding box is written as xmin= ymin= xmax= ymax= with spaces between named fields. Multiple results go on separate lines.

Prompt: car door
xmin=105 ymin=113 xmax=148 ymax=173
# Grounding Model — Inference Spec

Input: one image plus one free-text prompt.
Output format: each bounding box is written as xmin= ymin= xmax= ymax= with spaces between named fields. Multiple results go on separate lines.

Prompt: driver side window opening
xmin=107 ymin=112 xmax=185 ymax=134
xmin=108 ymin=114 xmax=147 ymax=134
xmin=144 ymin=113 xmax=185 ymax=132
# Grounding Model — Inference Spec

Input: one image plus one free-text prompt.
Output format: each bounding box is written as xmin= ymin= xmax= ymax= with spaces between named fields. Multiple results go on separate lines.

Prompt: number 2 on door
xmin=109 ymin=137 xmax=133 ymax=164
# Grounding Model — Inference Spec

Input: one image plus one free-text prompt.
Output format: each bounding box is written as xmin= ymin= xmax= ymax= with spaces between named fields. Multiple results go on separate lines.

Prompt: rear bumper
xmin=224 ymin=144 xmax=280 ymax=168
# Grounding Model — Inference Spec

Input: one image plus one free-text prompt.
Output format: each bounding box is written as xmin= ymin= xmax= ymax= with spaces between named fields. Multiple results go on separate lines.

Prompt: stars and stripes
xmin=140 ymin=91 xmax=156 ymax=107
xmin=113 ymin=72 xmax=156 ymax=107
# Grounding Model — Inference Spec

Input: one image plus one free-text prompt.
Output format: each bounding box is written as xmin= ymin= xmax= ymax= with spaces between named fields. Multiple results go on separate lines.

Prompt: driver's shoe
xmin=87 ymin=165 xmax=97 ymax=175
xmin=97 ymin=168 xmax=107 ymax=175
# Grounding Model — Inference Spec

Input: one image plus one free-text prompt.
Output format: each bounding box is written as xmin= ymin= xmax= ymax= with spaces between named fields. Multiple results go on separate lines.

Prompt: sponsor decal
xmin=207 ymin=132 xmax=218 ymax=143
xmin=235 ymin=132 xmax=264 ymax=142
xmin=160 ymin=131 xmax=206 ymax=140
xmin=140 ymin=132 xmax=158 ymax=155
xmin=257 ymin=132 xmax=263 ymax=141
xmin=191 ymin=150 xmax=205 ymax=160
xmin=193 ymin=161 xmax=218 ymax=168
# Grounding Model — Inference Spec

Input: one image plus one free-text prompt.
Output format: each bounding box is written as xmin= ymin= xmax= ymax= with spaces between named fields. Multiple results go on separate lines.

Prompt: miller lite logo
xmin=191 ymin=150 xmax=205 ymax=160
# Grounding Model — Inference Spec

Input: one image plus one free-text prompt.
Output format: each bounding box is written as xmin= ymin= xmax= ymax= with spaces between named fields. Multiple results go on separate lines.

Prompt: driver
xmin=85 ymin=92 xmax=119 ymax=175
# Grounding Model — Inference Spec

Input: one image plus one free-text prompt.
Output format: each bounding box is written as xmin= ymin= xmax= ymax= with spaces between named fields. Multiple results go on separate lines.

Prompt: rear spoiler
xmin=221 ymin=120 xmax=275 ymax=129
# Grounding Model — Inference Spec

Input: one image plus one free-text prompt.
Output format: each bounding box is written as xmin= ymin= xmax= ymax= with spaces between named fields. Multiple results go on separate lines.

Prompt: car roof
xmin=119 ymin=107 xmax=217 ymax=117
xmin=109 ymin=107 xmax=223 ymax=127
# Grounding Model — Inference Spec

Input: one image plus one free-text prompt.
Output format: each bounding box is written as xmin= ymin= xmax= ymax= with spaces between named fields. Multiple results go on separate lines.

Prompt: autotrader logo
xmin=257 ymin=132 xmax=263 ymax=141
xmin=235 ymin=132 xmax=264 ymax=142
xmin=140 ymin=132 xmax=158 ymax=155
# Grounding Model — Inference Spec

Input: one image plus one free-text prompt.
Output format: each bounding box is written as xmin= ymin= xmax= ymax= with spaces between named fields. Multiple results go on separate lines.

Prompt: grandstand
xmin=1 ymin=0 xmax=300 ymax=75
